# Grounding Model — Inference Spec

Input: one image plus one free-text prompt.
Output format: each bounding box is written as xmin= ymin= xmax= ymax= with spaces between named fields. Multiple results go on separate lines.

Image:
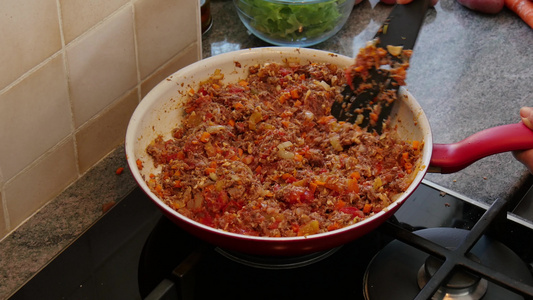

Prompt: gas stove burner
xmin=214 ymin=246 xmax=341 ymax=269
xmin=363 ymin=228 xmax=533 ymax=300
xmin=417 ymin=253 xmax=488 ymax=299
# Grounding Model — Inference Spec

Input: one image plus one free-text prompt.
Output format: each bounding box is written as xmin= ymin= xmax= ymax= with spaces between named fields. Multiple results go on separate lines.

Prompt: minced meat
xmin=144 ymin=54 xmax=422 ymax=238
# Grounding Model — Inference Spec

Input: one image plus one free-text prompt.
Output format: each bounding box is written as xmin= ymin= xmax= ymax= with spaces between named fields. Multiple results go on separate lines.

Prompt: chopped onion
xmin=373 ymin=177 xmax=383 ymax=190
xmin=248 ymin=110 xmax=263 ymax=130
xmin=277 ymin=141 xmax=295 ymax=159
xmin=278 ymin=148 xmax=295 ymax=159
xmin=303 ymin=111 xmax=314 ymax=121
xmin=329 ymin=135 xmax=343 ymax=151
xmin=206 ymin=125 xmax=226 ymax=133
xmin=355 ymin=114 xmax=364 ymax=125
xmin=211 ymin=69 xmax=224 ymax=80
xmin=277 ymin=141 xmax=293 ymax=150
xmin=318 ymin=80 xmax=330 ymax=90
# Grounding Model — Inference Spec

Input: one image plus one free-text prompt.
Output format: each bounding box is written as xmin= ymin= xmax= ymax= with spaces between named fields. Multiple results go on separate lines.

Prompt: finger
xmin=513 ymin=149 xmax=533 ymax=174
xmin=520 ymin=107 xmax=533 ymax=129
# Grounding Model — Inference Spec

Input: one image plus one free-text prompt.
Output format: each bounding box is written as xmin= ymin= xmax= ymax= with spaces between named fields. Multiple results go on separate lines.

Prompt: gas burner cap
xmin=363 ymin=228 xmax=533 ymax=300
xmin=417 ymin=253 xmax=488 ymax=300
xmin=215 ymin=246 xmax=341 ymax=270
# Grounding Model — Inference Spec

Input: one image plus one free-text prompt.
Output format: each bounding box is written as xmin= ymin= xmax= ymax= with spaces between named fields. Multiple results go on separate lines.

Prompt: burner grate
xmin=380 ymin=197 xmax=533 ymax=299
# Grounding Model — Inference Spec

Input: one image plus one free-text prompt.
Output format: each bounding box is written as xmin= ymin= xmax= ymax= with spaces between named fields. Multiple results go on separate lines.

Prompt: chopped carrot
xmin=200 ymin=132 xmax=211 ymax=143
xmin=281 ymin=121 xmax=290 ymax=128
xmin=255 ymin=165 xmax=262 ymax=173
xmin=238 ymin=80 xmax=248 ymax=87
xmin=279 ymin=93 xmax=290 ymax=104
xmin=136 ymin=159 xmax=143 ymax=170
xmin=363 ymin=203 xmax=373 ymax=214
xmin=176 ymin=151 xmax=186 ymax=160
xmin=115 ymin=167 xmax=124 ymax=175
xmin=149 ymin=173 xmax=156 ymax=179
xmin=233 ymin=102 xmax=244 ymax=109
xmin=290 ymin=89 xmax=299 ymax=99
xmin=369 ymin=113 xmax=378 ymax=122
xmin=309 ymin=182 xmax=318 ymax=193
xmin=347 ymin=178 xmax=359 ymax=193
xmin=281 ymin=111 xmax=293 ymax=118
xmin=412 ymin=140 xmax=420 ymax=150
xmin=350 ymin=171 xmax=361 ymax=180
xmin=173 ymin=180 xmax=182 ymax=188
xmin=228 ymin=119 xmax=235 ymax=127
xmin=212 ymin=83 xmax=220 ymax=89
xmin=314 ymin=180 xmax=326 ymax=186
xmin=335 ymin=200 xmax=346 ymax=209
xmin=294 ymin=154 xmax=303 ymax=162
xmin=204 ymin=167 xmax=216 ymax=175
xmin=242 ymin=155 xmax=254 ymax=164
xmin=327 ymin=222 xmax=341 ymax=231
xmin=238 ymin=148 xmax=244 ymax=157
xmin=317 ymin=116 xmax=334 ymax=124
xmin=505 ymin=0 xmax=533 ymax=28
xmin=188 ymin=88 xmax=195 ymax=96
xmin=402 ymin=152 xmax=409 ymax=161
xmin=209 ymin=161 xmax=217 ymax=168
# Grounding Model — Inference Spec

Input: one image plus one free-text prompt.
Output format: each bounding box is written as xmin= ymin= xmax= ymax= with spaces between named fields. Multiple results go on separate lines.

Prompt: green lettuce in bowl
xmin=234 ymin=0 xmax=355 ymax=47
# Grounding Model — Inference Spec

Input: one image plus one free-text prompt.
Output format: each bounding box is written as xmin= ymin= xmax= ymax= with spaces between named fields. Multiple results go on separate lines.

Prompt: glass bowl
xmin=234 ymin=0 xmax=355 ymax=47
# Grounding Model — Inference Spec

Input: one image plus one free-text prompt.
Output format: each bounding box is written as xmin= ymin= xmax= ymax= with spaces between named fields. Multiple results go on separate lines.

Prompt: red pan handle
xmin=430 ymin=123 xmax=533 ymax=174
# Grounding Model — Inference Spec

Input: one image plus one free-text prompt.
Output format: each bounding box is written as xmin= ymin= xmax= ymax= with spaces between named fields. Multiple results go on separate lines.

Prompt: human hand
xmin=513 ymin=107 xmax=533 ymax=174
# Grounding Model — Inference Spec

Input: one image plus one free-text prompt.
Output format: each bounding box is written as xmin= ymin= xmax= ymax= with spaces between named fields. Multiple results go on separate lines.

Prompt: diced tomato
xmin=339 ymin=206 xmax=364 ymax=218
xmin=291 ymin=223 xmax=300 ymax=233
xmin=223 ymin=200 xmax=243 ymax=213
xmin=268 ymin=220 xmax=280 ymax=230
xmin=228 ymin=86 xmax=244 ymax=93
xmin=199 ymin=214 xmax=214 ymax=227
xmin=279 ymin=68 xmax=292 ymax=77
xmin=286 ymin=188 xmax=314 ymax=204
xmin=198 ymin=87 xmax=208 ymax=96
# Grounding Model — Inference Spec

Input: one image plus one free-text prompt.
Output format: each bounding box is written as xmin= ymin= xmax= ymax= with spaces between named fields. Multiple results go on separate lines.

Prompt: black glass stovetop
xmin=9 ymin=181 xmax=533 ymax=300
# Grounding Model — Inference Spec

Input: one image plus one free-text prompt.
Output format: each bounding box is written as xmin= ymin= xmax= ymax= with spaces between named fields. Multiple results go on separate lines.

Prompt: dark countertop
xmin=2 ymin=0 xmax=533 ymax=298
xmin=204 ymin=0 xmax=533 ymax=204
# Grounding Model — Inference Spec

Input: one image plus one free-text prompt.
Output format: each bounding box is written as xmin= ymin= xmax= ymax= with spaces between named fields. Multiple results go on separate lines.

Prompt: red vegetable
xmin=505 ymin=0 xmax=533 ymax=28
xmin=339 ymin=207 xmax=365 ymax=218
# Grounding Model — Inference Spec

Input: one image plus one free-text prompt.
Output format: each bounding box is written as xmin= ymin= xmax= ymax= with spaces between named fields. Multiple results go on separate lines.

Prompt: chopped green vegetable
xmin=237 ymin=0 xmax=347 ymax=42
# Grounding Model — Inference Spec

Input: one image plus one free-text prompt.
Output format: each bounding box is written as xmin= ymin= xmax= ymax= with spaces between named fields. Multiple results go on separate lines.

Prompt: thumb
xmin=520 ymin=107 xmax=533 ymax=129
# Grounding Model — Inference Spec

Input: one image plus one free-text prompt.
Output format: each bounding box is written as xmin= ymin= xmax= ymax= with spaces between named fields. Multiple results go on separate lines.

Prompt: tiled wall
xmin=0 ymin=0 xmax=202 ymax=239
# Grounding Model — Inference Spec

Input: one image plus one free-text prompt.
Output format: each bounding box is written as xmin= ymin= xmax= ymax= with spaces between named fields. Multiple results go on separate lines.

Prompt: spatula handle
xmin=430 ymin=123 xmax=533 ymax=174
xmin=375 ymin=0 xmax=431 ymax=50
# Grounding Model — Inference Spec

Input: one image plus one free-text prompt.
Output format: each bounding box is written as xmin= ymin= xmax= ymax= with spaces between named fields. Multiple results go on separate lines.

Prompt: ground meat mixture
xmin=144 ymin=56 xmax=422 ymax=238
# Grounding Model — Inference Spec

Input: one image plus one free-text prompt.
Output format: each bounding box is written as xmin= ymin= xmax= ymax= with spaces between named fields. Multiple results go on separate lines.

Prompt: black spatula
xmin=331 ymin=0 xmax=430 ymax=133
